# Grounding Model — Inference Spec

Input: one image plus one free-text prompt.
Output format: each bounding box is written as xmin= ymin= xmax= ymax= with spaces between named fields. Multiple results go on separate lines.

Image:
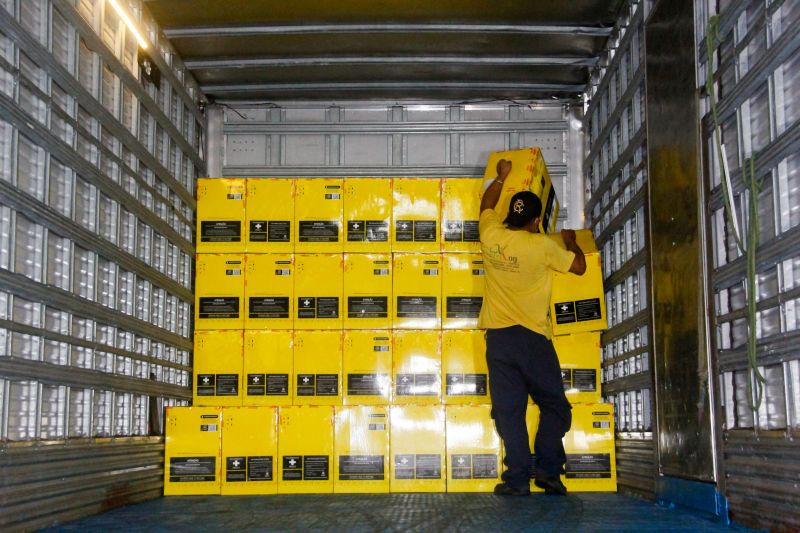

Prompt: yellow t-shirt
xmin=478 ymin=209 xmax=575 ymax=338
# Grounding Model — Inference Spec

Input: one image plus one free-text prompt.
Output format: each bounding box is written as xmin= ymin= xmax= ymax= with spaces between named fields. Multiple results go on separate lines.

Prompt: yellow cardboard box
xmin=392 ymin=178 xmax=441 ymax=253
xmin=549 ymin=230 xmax=607 ymax=335
xmin=243 ymin=330 xmax=293 ymax=407
xmin=343 ymin=178 xmax=391 ymax=253
xmin=277 ymin=405 xmax=334 ymax=494
xmin=483 ymin=147 xmax=559 ymax=234
xmin=244 ymin=254 xmax=294 ymax=330
xmin=445 ymin=404 xmax=501 ymax=492
xmin=553 ymin=332 xmax=602 ymax=404
xmin=195 ymin=254 xmax=245 ymax=330
xmin=164 ymin=406 xmax=222 ymax=495
xmin=221 ymin=406 xmax=278 ymax=495
xmin=295 ymin=178 xmax=343 ymax=252
xmin=441 ymin=178 xmax=483 ymax=252
xmin=294 ymin=254 xmax=343 ymax=330
xmin=343 ymin=253 xmax=392 ymax=330
xmin=193 ymin=330 xmax=243 ymax=407
xmin=442 ymin=330 xmax=489 ymax=405
xmin=293 ymin=330 xmax=342 ymax=406
xmin=334 ymin=405 xmax=390 ymax=493
xmin=392 ymin=330 xmax=441 ymax=405
xmin=392 ymin=253 xmax=441 ymax=329
xmin=245 ymin=178 xmax=294 ymax=253
xmin=342 ymin=330 xmax=392 ymax=405
xmin=442 ymin=253 xmax=485 ymax=329
xmin=197 ymin=178 xmax=245 ymax=253
xmin=389 ymin=405 xmax=446 ymax=492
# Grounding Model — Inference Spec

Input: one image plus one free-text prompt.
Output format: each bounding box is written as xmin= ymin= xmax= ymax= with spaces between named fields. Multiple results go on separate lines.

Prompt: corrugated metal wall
xmin=583 ymin=1 xmax=656 ymax=500
xmin=0 ymin=0 xmax=203 ymax=529
xmin=696 ymin=0 xmax=800 ymax=529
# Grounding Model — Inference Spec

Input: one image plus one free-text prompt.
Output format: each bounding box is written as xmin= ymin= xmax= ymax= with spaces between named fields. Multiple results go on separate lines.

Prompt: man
xmin=479 ymin=159 xmax=586 ymax=496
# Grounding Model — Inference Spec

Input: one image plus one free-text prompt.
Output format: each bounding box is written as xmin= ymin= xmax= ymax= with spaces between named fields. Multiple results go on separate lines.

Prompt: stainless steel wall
xmin=583 ymin=0 xmax=656 ymax=500
xmin=0 ymin=0 xmax=203 ymax=529
xmin=696 ymin=0 xmax=800 ymax=529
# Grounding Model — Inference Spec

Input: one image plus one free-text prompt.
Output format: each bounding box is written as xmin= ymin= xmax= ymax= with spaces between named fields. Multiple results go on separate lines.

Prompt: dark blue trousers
xmin=486 ymin=325 xmax=572 ymax=488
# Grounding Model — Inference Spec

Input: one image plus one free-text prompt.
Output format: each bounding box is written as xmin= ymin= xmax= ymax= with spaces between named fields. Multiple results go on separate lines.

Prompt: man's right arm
xmin=561 ymin=229 xmax=586 ymax=275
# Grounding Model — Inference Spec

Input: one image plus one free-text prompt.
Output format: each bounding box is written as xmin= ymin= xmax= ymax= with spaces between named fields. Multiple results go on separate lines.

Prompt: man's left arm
xmin=480 ymin=159 xmax=511 ymax=213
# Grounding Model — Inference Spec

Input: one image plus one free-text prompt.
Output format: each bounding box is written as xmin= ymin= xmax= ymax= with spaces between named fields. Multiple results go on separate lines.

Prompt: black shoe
xmin=494 ymin=482 xmax=531 ymax=496
xmin=534 ymin=477 xmax=567 ymax=496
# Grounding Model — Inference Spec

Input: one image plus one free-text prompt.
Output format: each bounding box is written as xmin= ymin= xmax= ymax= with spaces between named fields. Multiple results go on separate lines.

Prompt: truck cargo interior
xmin=0 ymin=0 xmax=797 ymax=531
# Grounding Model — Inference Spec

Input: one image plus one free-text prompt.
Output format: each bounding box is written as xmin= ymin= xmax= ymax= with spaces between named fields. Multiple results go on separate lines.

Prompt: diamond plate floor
xmin=45 ymin=493 xmax=759 ymax=532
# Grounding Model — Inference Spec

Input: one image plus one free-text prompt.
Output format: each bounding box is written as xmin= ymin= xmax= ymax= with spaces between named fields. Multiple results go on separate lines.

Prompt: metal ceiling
xmin=144 ymin=0 xmax=625 ymax=102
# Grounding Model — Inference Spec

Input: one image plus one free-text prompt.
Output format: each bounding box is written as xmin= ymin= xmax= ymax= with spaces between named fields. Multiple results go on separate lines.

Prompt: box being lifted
xmin=393 ymin=253 xmax=441 ymax=329
xmin=342 ymin=330 xmax=392 ymax=405
xmin=197 ymin=178 xmax=245 ymax=253
xmin=445 ymin=404 xmax=501 ymax=492
xmin=441 ymin=177 xmax=483 ymax=252
xmin=553 ymin=332 xmax=602 ymax=404
xmin=392 ymin=330 xmax=441 ymax=405
xmin=243 ymin=330 xmax=293 ymax=407
xmin=164 ymin=406 xmax=222 ymax=496
xmin=195 ymin=254 xmax=245 ymax=330
xmin=343 ymin=253 xmax=392 ymax=330
xmin=334 ymin=405 xmax=390 ymax=493
xmin=442 ymin=253 xmax=485 ymax=329
xmin=442 ymin=330 xmax=489 ymax=405
xmin=343 ymin=178 xmax=391 ymax=252
xmin=390 ymin=405 xmax=446 ymax=493
xmin=295 ymin=178 xmax=343 ymax=252
xmin=221 ymin=406 xmax=278 ymax=495
xmin=278 ymin=406 xmax=334 ymax=494
xmin=483 ymin=147 xmax=559 ymax=234
xmin=293 ymin=330 xmax=342 ymax=406
xmin=294 ymin=254 xmax=343 ymax=330
xmin=245 ymin=178 xmax=294 ymax=253
xmin=548 ymin=229 xmax=607 ymax=336
xmin=193 ymin=330 xmax=243 ymax=407
xmin=244 ymin=254 xmax=294 ymax=330
xmin=392 ymin=178 xmax=441 ymax=253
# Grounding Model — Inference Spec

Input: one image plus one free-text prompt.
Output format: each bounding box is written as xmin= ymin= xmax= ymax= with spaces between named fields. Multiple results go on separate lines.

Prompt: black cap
xmin=504 ymin=191 xmax=542 ymax=228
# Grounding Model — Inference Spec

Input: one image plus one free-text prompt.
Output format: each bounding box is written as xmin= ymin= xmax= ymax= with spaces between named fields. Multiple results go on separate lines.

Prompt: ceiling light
xmin=109 ymin=0 xmax=148 ymax=50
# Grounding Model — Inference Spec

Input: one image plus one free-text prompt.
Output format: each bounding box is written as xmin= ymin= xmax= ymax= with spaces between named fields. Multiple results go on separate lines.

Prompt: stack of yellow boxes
xmin=165 ymin=147 xmax=615 ymax=495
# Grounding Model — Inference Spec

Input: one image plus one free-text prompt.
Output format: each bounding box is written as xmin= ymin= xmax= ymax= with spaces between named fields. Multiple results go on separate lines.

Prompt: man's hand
xmin=480 ymin=159 xmax=512 ymax=213
xmin=560 ymin=229 xmax=576 ymax=244
xmin=561 ymin=229 xmax=586 ymax=275
xmin=496 ymin=159 xmax=512 ymax=180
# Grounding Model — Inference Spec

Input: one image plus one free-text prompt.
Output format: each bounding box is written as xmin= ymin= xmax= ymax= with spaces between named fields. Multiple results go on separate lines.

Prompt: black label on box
xmin=338 ymin=455 xmax=384 ymax=480
xmin=248 ymin=221 xmax=268 ymax=242
xmin=554 ymin=301 xmax=576 ymax=324
xmin=565 ymin=453 xmax=611 ymax=478
xmin=463 ymin=220 xmax=480 ymax=242
xmin=561 ymin=368 xmax=572 ymax=389
xmin=446 ymin=373 xmax=487 ymax=396
xmin=395 ymin=220 xmax=413 ymax=241
xmin=297 ymin=374 xmax=315 ymax=396
xmin=170 ymin=457 xmax=216 ymax=482
xmin=282 ymin=456 xmax=302 ymax=480
xmin=199 ymin=297 xmax=240 ymax=319
xmin=299 ymin=221 xmax=339 ymax=242
xmin=266 ymin=374 xmax=289 ymax=395
xmin=347 ymin=373 xmax=388 ymax=396
xmin=347 ymin=220 xmax=366 ymax=241
xmin=303 ymin=455 xmax=329 ymax=480
xmin=200 ymin=221 xmax=241 ymax=242
xmin=317 ymin=297 xmax=339 ymax=318
xmin=215 ymin=374 xmax=239 ymax=396
xmin=572 ymin=369 xmax=597 ymax=391
xmin=542 ymin=187 xmax=556 ymax=232
xmin=396 ymin=373 xmax=437 ymax=396
xmin=248 ymin=456 xmax=273 ymax=481
xmin=315 ymin=374 xmax=339 ymax=396
xmin=416 ymin=454 xmax=442 ymax=479
xmin=451 ymin=454 xmax=472 ymax=479
xmin=249 ymin=296 xmax=289 ymax=319
xmin=443 ymin=220 xmax=463 ymax=241
xmin=226 ymin=456 xmax=247 ymax=482
xmin=266 ymin=221 xmax=290 ymax=242
xmin=366 ymin=220 xmax=389 ymax=242
xmin=445 ymin=297 xmax=483 ymax=318
xmin=297 ymin=297 xmax=316 ymax=318
xmin=576 ymin=298 xmax=602 ymax=322
xmin=348 ymin=296 xmax=388 ymax=318
xmin=247 ymin=373 xmax=266 ymax=396
xmin=197 ymin=374 xmax=215 ymax=396
xmin=394 ymin=454 xmax=415 ymax=479
xmin=414 ymin=220 xmax=437 ymax=242
xmin=473 ymin=454 xmax=498 ymax=479
xmin=396 ymin=296 xmax=437 ymax=318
